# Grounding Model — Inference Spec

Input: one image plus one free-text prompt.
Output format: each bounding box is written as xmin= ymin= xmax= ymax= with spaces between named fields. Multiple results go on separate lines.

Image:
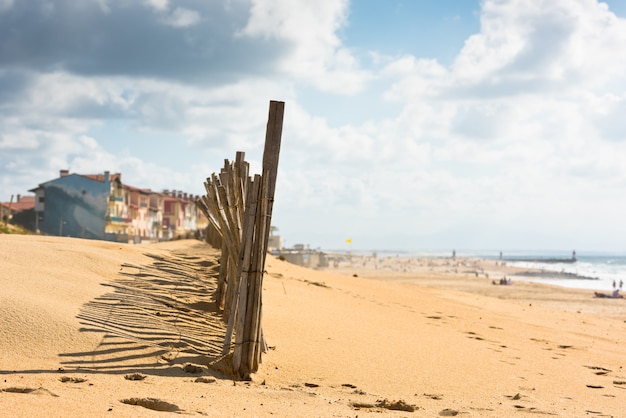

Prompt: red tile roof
xmin=124 ymin=184 xmax=154 ymax=194
xmin=0 ymin=196 xmax=35 ymax=212
xmin=82 ymin=173 xmax=122 ymax=183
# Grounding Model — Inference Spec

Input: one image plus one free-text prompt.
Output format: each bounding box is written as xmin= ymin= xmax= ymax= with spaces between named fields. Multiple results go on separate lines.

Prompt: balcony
xmin=106 ymin=215 xmax=131 ymax=224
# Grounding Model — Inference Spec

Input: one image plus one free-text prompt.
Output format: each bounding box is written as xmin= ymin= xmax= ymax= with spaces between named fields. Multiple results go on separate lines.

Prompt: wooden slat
xmin=229 ymin=175 xmax=261 ymax=367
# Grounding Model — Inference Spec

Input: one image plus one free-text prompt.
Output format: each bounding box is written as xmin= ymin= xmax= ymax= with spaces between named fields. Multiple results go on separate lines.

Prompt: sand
xmin=1 ymin=235 xmax=625 ymax=417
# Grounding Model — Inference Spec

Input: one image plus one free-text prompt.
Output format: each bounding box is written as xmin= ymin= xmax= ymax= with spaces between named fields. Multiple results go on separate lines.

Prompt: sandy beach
xmin=1 ymin=235 xmax=625 ymax=417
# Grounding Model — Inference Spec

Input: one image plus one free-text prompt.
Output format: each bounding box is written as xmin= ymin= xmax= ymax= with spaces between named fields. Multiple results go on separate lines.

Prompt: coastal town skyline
xmin=2 ymin=0 xmax=626 ymax=252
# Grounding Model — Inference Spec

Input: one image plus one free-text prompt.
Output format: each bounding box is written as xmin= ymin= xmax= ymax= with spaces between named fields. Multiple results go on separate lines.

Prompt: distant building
xmin=124 ymin=184 xmax=163 ymax=241
xmin=28 ymin=170 xmax=205 ymax=242
xmin=1 ymin=195 xmax=36 ymax=229
xmin=101 ymin=173 xmax=130 ymax=241
xmin=162 ymin=190 xmax=205 ymax=239
xmin=278 ymin=249 xmax=329 ymax=269
xmin=268 ymin=225 xmax=282 ymax=251
xmin=277 ymin=241 xmax=329 ymax=269
xmin=30 ymin=170 xmax=119 ymax=240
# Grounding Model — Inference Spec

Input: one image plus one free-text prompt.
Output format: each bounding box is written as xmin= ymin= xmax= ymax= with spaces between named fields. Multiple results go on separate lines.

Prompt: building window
xmin=38 ymin=197 xmax=45 ymax=203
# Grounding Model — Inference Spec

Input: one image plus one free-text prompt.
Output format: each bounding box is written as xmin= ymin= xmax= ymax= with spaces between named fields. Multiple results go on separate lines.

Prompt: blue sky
xmin=2 ymin=0 xmax=626 ymax=252
xmin=345 ymin=1 xmax=481 ymax=64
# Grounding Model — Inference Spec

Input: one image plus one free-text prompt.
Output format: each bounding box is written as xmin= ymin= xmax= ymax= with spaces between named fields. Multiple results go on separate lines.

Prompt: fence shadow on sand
xmin=59 ymin=243 xmax=228 ymax=376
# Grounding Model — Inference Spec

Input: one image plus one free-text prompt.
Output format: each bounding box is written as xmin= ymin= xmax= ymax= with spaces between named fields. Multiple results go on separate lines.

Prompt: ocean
xmin=492 ymin=252 xmax=626 ymax=292
xmin=356 ymin=249 xmax=626 ymax=292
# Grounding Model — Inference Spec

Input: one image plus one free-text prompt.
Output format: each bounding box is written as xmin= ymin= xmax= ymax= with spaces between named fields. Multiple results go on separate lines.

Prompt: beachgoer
xmin=613 ymin=280 xmax=616 ymax=289
xmin=620 ymin=279 xmax=624 ymax=290
xmin=594 ymin=291 xmax=623 ymax=298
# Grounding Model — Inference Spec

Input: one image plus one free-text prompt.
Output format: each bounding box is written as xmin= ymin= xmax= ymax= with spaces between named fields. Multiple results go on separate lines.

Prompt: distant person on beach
xmin=620 ymin=280 xmax=624 ymax=290
xmin=496 ymin=276 xmax=512 ymax=285
xmin=594 ymin=289 xmax=624 ymax=299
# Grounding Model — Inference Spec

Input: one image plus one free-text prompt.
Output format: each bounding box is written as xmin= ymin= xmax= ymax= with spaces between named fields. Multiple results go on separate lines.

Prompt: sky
xmin=2 ymin=0 xmax=626 ymax=253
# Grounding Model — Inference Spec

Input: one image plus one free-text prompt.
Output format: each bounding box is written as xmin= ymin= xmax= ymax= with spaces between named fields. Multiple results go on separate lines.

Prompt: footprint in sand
xmin=182 ymin=363 xmax=204 ymax=373
xmin=2 ymin=387 xmax=59 ymax=397
xmin=194 ymin=377 xmax=216 ymax=383
xmin=120 ymin=397 xmax=180 ymax=412
xmin=59 ymin=377 xmax=87 ymax=383
xmin=512 ymin=405 xmax=552 ymax=414
xmin=352 ymin=399 xmax=417 ymax=412
xmin=465 ymin=331 xmax=485 ymax=341
xmin=505 ymin=393 xmax=522 ymax=400
xmin=584 ymin=365 xmax=612 ymax=374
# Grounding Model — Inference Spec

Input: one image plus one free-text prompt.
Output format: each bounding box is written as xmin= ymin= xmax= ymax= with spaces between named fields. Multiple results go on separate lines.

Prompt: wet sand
xmin=329 ymin=256 xmax=626 ymax=320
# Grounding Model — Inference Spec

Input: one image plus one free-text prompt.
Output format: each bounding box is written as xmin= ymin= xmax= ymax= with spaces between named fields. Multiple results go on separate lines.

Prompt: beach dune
xmin=1 ymin=235 xmax=625 ymax=416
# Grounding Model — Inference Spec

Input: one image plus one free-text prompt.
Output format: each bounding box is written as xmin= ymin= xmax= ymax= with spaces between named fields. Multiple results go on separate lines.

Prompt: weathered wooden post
xmin=197 ymin=100 xmax=284 ymax=379
xmin=231 ymin=100 xmax=284 ymax=377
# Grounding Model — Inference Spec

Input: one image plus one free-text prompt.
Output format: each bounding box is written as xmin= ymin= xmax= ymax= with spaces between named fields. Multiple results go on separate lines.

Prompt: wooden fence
xmin=196 ymin=100 xmax=284 ymax=379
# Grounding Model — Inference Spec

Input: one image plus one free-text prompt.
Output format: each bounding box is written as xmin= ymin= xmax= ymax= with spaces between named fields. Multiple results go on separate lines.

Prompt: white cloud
xmin=452 ymin=0 xmax=626 ymax=93
xmin=3 ymin=0 xmax=626 ymax=250
xmin=310 ymin=0 xmax=626 ymax=249
xmin=162 ymin=7 xmax=201 ymax=27
xmin=0 ymin=0 xmax=13 ymax=13
xmin=240 ymin=0 xmax=369 ymax=94
xmin=382 ymin=57 xmax=449 ymax=100
xmin=144 ymin=0 xmax=168 ymax=12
